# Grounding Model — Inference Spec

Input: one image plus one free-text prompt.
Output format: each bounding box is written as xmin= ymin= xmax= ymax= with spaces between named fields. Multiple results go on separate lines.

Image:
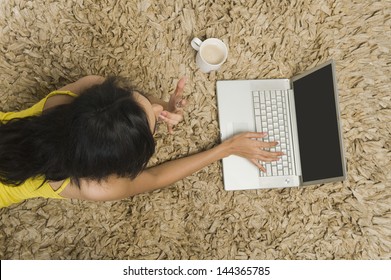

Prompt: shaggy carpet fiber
xmin=0 ymin=0 xmax=390 ymax=259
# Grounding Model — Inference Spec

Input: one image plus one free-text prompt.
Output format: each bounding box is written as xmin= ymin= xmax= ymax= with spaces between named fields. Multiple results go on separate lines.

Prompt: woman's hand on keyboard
xmin=221 ymin=132 xmax=284 ymax=172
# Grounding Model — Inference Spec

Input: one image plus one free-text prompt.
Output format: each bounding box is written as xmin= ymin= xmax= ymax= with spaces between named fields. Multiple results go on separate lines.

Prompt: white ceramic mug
xmin=191 ymin=37 xmax=228 ymax=73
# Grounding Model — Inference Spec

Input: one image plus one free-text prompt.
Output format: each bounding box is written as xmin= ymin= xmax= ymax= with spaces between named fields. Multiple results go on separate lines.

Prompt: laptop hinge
xmin=287 ymin=89 xmax=302 ymax=177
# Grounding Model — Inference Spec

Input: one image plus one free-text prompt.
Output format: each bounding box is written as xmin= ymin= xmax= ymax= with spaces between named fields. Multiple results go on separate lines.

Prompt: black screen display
xmin=292 ymin=64 xmax=344 ymax=183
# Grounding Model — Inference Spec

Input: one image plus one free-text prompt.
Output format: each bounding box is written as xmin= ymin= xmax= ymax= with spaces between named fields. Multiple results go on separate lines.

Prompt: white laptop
xmin=216 ymin=60 xmax=346 ymax=190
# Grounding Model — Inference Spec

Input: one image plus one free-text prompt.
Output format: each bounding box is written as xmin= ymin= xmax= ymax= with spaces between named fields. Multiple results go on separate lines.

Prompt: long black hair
xmin=0 ymin=77 xmax=155 ymax=187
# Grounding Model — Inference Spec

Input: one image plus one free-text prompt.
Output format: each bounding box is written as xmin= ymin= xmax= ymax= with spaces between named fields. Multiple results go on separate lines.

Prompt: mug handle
xmin=191 ymin=37 xmax=203 ymax=51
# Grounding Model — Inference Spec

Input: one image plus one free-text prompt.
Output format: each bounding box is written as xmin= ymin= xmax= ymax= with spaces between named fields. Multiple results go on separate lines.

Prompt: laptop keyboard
xmin=252 ymin=90 xmax=294 ymax=177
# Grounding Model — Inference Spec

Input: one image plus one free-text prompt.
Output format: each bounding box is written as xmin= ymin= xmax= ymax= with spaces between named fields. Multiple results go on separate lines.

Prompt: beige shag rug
xmin=0 ymin=0 xmax=390 ymax=260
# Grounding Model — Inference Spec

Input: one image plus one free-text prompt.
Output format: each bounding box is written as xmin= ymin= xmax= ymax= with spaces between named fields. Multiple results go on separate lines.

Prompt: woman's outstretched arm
xmin=78 ymin=132 xmax=282 ymax=201
xmin=129 ymin=132 xmax=282 ymax=194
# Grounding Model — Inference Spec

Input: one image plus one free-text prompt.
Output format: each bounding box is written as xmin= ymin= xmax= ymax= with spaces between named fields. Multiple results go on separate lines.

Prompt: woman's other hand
xmin=159 ymin=77 xmax=187 ymax=134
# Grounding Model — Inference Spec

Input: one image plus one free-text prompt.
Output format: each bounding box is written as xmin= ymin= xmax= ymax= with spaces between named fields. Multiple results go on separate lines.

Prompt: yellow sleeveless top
xmin=0 ymin=90 xmax=77 ymax=208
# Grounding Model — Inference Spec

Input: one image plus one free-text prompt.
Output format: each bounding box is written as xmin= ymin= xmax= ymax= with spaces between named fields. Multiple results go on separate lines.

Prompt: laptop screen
xmin=292 ymin=63 xmax=345 ymax=184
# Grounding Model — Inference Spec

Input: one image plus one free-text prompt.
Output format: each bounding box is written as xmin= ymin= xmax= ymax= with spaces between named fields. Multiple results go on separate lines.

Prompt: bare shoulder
xmin=43 ymin=94 xmax=75 ymax=110
xmin=62 ymin=175 xmax=135 ymax=202
xmin=59 ymin=168 xmax=158 ymax=202
xmin=43 ymin=75 xmax=106 ymax=111
xmin=58 ymin=75 xmax=105 ymax=94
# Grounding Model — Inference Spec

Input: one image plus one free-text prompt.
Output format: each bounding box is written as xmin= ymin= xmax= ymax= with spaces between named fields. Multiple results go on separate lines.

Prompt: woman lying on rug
xmin=0 ymin=76 xmax=283 ymax=208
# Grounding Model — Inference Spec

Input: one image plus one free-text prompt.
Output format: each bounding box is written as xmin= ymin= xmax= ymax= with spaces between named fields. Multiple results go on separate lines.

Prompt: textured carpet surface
xmin=0 ymin=0 xmax=390 ymax=259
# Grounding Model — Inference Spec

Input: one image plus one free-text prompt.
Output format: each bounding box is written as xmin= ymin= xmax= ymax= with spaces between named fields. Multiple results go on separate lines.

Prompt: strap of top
xmin=55 ymin=178 xmax=71 ymax=195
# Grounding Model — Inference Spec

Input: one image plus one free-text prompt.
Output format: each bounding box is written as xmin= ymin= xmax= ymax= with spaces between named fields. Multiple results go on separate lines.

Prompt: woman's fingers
xmin=249 ymin=150 xmax=283 ymax=172
xmin=159 ymin=111 xmax=183 ymax=125
xmin=174 ymin=77 xmax=186 ymax=98
xmin=162 ymin=77 xmax=187 ymax=134
xmin=175 ymin=98 xmax=187 ymax=109
xmin=250 ymin=159 xmax=267 ymax=173
xmin=159 ymin=110 xmax=186 ymax=134
xmin=241 ymin=132 xmax=268 ymax=139
xmin=254 ymin=152 xmax=283 ymax=162
xmin=169 ymin=77 xmax=187 ymax=111
xmin=228 ymin=132 xmax=286 ymax=170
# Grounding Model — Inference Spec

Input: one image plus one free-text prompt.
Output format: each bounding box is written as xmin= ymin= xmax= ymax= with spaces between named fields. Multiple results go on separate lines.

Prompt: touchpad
xmin=225 ymin=122 xmax=251 ymax=139
xmin=233 ymin=122 xmax=250 ymax=134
